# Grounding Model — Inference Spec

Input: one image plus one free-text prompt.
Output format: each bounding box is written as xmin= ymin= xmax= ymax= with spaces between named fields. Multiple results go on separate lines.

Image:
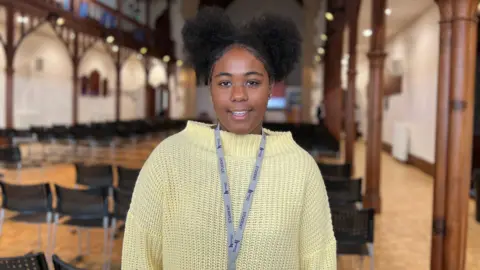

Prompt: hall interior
xmin=0 ymin=0 xmax=480 ymax=270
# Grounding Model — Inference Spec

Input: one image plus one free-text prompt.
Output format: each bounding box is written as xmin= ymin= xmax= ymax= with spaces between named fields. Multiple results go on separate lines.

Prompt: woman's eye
xmin=246 ymin=80 xmax=260 ymax=87
xmin=218 ymin=81 xmax=232 ymax=87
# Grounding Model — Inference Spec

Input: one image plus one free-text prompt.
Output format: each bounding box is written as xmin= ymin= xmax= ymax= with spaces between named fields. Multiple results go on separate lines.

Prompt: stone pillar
xmin=364 ymin=0 xmax=387 ymax=213
xmin=436 ymin=0 xmax=478 ymax=269
xmin=345 ymin=0 xmax=361 ymax=172
xmin=431 ymin=1 xmax=452 ymax=269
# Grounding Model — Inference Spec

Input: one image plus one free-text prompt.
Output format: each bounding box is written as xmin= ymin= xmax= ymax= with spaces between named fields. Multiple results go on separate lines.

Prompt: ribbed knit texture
xmin=122 ymin=121 xmax=336 ymax=270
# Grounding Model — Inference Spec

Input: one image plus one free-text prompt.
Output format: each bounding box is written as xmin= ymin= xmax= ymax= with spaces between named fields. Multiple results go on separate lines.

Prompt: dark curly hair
xmin=181 ymin=7 xmax=302 ymax=85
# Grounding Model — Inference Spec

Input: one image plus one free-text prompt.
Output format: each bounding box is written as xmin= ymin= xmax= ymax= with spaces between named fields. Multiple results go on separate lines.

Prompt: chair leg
xmin=77 ymin=227 xmax=83 ymax=261
xmin=0 ymin=209 xmax=5 ymax=237
xmin=107 ymin=218 xmax=117 ymax=270
xmin=102 ymin=216 xmax=109 ymax=270
xmin=45 ymin=212 xmax=53 ymax=268
xmin=368 ymin=243 xmax=374 ymax=270
xmin=50 ymin=213 xmax=60 ymax=258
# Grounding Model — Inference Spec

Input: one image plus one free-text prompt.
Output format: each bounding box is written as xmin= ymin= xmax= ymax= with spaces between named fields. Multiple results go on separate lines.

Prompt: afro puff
xmin=181 ymin=7 xmax=302 ymax=85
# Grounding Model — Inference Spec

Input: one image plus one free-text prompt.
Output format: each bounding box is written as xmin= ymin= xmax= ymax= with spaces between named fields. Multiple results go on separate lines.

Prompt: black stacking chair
xmin=0 ymin=252 xmax=48 ymax=270
xmin=106 ymin=188 xmax=133 ymax=269
xmin=318 ymin=162 xmax=352 ymax=178
xmin=332 ymin=208 xmax=375 ymax=270
xmin=51 ymin=185 xmax=110 ymax=267
xmin=117 ymin=166 xmax=140 ymax=192
xmin=52 ymin=254 xmax=83 ymax=270
xmin=0 ymin=181 xmax=53 ymax=253
xmin=0 ymin=146 xmax=41 ymax=182
xmin=75 ymin=163 xmax=114 ymax=189
xmin=324 ymin=177 xmax=363 ymax=208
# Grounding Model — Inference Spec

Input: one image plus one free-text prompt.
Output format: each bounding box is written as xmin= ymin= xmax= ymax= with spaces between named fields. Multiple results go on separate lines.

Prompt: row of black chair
xmin=0 ymin=252 xmax=80 ymax=270
xmin=0 ymin=180 xmax=133 ymax=269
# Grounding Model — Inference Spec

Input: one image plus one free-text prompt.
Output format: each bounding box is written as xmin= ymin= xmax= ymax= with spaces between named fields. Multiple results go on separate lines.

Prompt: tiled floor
xmin=0 ymin=139 xmax=479 ymax=269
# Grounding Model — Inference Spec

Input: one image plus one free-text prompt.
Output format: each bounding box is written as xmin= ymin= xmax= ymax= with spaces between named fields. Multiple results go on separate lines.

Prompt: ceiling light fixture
xmin=317 ymin=47 xmax=325 ymax=55
xmin=363 ymin=29 xmax=373 ymax=37
xmin=321 ymin=34 xmax=328 ymax=41
xmin=106 ymin=35 xmax=115 ymax=43
xmin=176 ymin=60 xmax=183 ymax=67
xmin=385 ymin=8 xmax=392 ymax=15
xmin=112 ymin=45 xmax=119 ymax=52
xmin=140 ymin=47 xmax=148 ymax=54
xmin=56 ymin=17 xmax=65 ymax=26
xmin=163 ymin=55 xmax=170 ymax=63
xmin=325 ymin=12 xmax=334 ymax=21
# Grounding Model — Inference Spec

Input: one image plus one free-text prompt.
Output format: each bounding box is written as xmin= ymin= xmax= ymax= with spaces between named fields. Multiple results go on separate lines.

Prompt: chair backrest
xmin=113 ymin=188 xmax=133 ymax=220
xmin=117 ymin=166 xmax=140 ymax=191
xmin=52 ymin=254 xmax=82 ymax=270
xmin=0 ymin=252 xmax=49 ymax=270
xmin=0 ymin=181 xmax=52 ymax=213
xmin=324 ymin=177 xmax=362 ymax=204
xmin=331 ymin=208 xmax=374 ymax=244
xmin=317 ymin=163 xmax=352 ymax=178
xmin=54 ymin=184 xmax=108 ymax=219
xmin=0 ymin=146 xmax=21 ymax=163
xmin=75 ymin=163 xmax=113 ymax=188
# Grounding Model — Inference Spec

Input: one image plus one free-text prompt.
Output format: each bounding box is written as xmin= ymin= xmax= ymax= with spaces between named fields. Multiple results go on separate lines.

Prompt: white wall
xmin=78 ymin=43 xmax=117 ymax=123
xmin=356 ymin=5 xmax=439 ymax=163
xmin=121 ymin=54 xmax=146 ymax=120
xmin=13 ymin=24 xmax=73 ymax=128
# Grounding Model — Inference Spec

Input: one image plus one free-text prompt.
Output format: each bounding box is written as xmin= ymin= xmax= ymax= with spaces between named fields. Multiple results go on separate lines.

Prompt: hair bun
xmin=243 ymin=13 xmax=302 ymax=82
xmin=181 ymin=7 xmax=302 ymax=83
xmin=181 ymin=7 xmax=236 ymax=81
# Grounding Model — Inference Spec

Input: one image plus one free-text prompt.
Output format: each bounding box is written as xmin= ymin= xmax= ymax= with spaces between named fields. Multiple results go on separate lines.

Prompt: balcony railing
xmin=43 ymin=0 xmax=150 ymax=43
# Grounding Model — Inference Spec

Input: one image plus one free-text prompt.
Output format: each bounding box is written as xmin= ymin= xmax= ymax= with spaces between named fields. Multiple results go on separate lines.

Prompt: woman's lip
xmin=229 ymin=111 xmax=250 ymax=120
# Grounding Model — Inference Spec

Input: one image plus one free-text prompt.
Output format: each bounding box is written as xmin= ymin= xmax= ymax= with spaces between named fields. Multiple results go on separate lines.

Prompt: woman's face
xmin=210 ymin=46 xmax=270 ymax=135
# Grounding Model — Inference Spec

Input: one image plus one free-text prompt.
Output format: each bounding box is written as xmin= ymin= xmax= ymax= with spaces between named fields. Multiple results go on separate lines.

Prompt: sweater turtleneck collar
xmin=180 ymin=120 xmax=298 ymax=158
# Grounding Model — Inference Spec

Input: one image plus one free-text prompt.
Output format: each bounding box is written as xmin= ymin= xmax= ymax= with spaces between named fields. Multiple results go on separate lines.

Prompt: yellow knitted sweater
xmin=122 ymin=121 xmax=336 ymax=269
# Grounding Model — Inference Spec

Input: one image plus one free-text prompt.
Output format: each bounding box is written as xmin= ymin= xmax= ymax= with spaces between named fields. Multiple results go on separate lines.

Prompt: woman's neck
xmin=218 ymin=123 xmax=263 ymax=135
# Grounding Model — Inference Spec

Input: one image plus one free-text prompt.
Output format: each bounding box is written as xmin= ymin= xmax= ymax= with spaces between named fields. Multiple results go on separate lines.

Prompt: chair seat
xmin=8 ymin=212 xmax=51 ymax=224
xmin=62 ymin=217 xmax=110 ymax=228
xmin=337 ymin=242 xmax=369 ymax=256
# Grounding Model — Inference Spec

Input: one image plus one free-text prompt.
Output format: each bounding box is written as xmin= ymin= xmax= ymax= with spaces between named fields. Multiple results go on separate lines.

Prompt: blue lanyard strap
xmin=214 ymin=124 xmax=267 ymax=270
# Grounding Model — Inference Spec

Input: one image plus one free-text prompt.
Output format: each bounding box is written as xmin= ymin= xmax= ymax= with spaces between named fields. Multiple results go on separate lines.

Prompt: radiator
xmin=392 ymin=122 xmax=409 ymax=162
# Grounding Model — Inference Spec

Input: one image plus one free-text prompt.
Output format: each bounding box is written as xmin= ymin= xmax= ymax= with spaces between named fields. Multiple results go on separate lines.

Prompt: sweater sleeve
xmin=122 ymin=146 xmax=166 ymax=270
xmin=299 ymin=164 xmax=337 ymax=269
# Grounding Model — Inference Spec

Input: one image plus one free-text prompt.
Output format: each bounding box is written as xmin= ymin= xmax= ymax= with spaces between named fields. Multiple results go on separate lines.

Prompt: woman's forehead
xmin=213 ymin=47 xmax=266 ymax=75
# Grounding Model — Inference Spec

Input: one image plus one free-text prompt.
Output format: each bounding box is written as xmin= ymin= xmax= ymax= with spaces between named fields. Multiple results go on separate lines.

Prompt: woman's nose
xmin=231 ymin=84 xmax=248 ymax=101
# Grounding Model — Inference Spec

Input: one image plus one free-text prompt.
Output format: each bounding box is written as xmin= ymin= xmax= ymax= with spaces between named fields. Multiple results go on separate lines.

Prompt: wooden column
xmin=323 ymin=0 xmax=346 ymax=140
xmin=115 ymin=61 xmax=121 ymax=121
xmin=438 ymin=0 xmax=478 ymax=269
xmin=5 ymin=4 xmax=14 ymax=128
xmin=180 ymin=0 xmax=200 ymax=119
xmin=364 ymin=0 xmax=387 ymax=213
xmin=301 ymin=0 xmax=320 ymax=122
xmin=345 ymin=0 xmax=361 ymax=171
xmin=431 ymin=1 xmax=452 ymax=269
xmin=72 ymin=33 xmax=80 ymax=125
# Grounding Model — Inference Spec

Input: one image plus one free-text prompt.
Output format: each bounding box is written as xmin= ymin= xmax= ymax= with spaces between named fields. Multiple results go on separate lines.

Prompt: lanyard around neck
xmin=214 ymin=124 xmax=267 ymax=270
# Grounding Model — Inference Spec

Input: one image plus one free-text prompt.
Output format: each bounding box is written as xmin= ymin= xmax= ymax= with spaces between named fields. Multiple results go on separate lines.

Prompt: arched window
xmin=89 ymin=70 xmax=100 ymax=96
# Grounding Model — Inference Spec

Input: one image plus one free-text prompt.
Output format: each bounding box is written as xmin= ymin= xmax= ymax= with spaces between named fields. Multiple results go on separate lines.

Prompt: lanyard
xmin=214 ymin=124 xmax=267 ymax=270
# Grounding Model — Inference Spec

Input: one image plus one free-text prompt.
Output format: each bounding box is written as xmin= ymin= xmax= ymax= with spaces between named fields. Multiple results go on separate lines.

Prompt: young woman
xmin=122 ymin=7 xmax=336 ymax=270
